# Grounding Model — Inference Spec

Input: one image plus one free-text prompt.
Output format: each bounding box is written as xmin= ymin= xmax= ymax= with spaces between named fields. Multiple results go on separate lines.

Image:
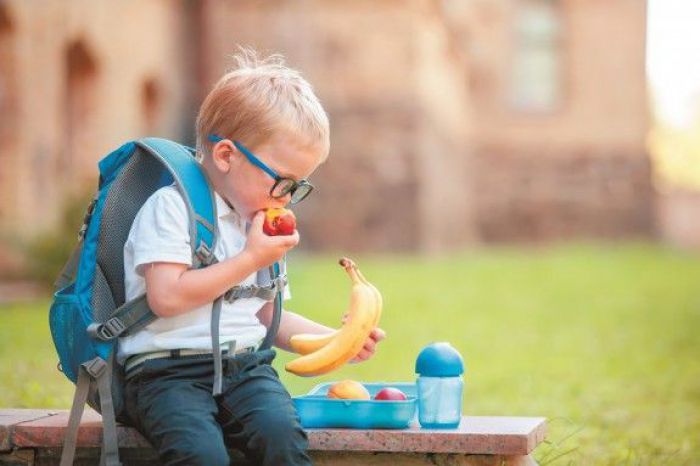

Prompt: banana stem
xmin=339 ymin=257 xmax=362 ymax=284
xmin=356 ymin=268 xmax=369 ymax=285
xmin=341 ymin=257 xmax=372 ymax=285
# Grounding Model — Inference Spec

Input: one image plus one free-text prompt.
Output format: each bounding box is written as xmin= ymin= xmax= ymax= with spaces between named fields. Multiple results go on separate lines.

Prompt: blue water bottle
xmin=415 ymin=342 xmax=464 ymax=428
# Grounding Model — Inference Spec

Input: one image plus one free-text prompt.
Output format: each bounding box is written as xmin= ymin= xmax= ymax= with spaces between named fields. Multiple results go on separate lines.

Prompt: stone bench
xmin=0 ymin=409 xmax=546 ymax=465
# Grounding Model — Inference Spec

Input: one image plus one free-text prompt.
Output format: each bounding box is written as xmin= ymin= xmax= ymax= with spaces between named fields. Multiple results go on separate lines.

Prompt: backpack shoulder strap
xmin=88 ymin=138 xmax=218 ymax=342
xmin=137 ymin=137 xmax=218 ymax=267
xmin=259 ymin=261 xmax=284 ymax=351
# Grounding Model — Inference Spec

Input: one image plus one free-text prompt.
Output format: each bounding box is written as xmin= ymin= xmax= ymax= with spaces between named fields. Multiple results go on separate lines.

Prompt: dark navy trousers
xmin=123 ymin=349 xmax=312 ymax=466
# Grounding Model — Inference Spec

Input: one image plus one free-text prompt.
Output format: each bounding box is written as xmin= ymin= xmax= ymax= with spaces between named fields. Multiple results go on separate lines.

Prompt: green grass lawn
xmin=1 ymin=243 xmax=699 ymax=465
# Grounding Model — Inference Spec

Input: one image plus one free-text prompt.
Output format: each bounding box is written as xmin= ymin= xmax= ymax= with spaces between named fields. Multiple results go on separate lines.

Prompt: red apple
xmin=263 ymin=208 xmax=296 ymax=236
xmin=374 ymin=387 xmax=407 ymax=401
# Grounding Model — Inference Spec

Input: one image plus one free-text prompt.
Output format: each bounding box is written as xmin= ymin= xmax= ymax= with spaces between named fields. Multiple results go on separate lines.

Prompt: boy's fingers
xmin=281 ymin=231 xmax=300 ymax=247
xmin=371 ymin=327 xmax=386 ymax=341
xmin=350 ymin=339 xmax=377 ymax=363
xmin=267 ymin=229 xmax=299 ymax=245
xmin=356 ymin=348 xmax=373 ymax=361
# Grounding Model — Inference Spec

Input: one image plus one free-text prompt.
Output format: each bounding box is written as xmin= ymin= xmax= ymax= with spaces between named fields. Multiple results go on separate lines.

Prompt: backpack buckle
xmin=78 ymin=197 xmax=98 ymax=240
xmin=223 ymin=274 xmax=287 ymax=303
xmin=87 ymin=317 xmax=126 ymax=341
xmin=272 ymin=275 xmax=287 ymax=291
xmin=259 ymin=275 xmax=287 ymax=301
xmin=82 ymin=357 xmax=107 ymax=378
xmin=224 ymin=285 xmax=254 ymax=301
xmin=195 ymin=241 xmax=215 ymax=267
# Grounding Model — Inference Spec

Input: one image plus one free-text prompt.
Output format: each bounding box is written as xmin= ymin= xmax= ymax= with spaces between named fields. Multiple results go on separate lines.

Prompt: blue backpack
xmin=49 ymin=138 xmax=285 ymax=466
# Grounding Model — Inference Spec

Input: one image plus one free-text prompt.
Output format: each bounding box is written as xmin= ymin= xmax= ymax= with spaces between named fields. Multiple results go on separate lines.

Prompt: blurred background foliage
xmin=24 ymin=191 xmax=93 ymax=288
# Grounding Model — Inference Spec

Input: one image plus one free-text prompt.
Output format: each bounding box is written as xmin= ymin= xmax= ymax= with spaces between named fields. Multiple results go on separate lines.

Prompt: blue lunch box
xmin=292 ymin=381 xmax=417 ymax=429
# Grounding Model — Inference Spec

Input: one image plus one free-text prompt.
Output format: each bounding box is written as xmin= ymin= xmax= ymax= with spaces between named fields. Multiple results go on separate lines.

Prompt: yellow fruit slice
xmin=289 ymin=330 xmax=339 ymax=355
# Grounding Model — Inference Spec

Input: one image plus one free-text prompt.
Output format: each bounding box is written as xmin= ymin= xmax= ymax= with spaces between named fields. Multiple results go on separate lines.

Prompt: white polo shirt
xmin=117 ymin=184 xmax=288 ymax=364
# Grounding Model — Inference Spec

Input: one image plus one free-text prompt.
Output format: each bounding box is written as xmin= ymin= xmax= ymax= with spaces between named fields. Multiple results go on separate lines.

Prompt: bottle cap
xmin=415 ymin=342 xmax=464 ymax=377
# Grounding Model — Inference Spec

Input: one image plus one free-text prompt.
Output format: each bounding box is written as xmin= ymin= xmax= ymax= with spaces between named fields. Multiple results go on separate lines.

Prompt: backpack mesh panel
xmin=92 ymin=265 xmax=117 ymax=323
xmin=92 ymin=148 xmax=172 ymax=321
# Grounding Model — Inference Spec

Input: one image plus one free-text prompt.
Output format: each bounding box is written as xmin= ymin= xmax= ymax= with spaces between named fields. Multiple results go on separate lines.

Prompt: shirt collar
xmin=214 ymin=192 xmax=239 ymax=222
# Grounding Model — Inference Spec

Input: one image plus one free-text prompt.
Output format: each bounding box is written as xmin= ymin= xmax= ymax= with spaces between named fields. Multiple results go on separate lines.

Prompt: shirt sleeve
xmin=129 ymin=187 xmax=192 ymax=276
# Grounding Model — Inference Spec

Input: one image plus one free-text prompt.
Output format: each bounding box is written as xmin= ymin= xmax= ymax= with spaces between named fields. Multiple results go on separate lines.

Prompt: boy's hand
xmin=349 ymin=327 xmax=386 ymax=363
xmin=341 ymin=313 xmax=386 ymax=363
xmin=244 ymin=210 xmax=299 ymax=269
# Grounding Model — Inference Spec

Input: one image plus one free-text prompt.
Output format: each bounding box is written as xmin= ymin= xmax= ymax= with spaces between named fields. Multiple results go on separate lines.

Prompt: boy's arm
xmin=145 ymin=212 xmax=298 ymax=317
xmin=145 ymin=251 xmax=257 ymax=317
xmin=257 ymin=303 xmax=386 ymax=362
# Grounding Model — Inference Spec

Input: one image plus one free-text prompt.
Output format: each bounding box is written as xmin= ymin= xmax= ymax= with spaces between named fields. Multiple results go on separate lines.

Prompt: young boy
xmin=118 ymin=49 xmax=385 ymax=466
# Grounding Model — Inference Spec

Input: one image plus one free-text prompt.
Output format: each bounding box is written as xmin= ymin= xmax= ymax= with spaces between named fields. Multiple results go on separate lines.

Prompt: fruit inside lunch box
xmin=292 ymin=381 xmax=418 ymax=429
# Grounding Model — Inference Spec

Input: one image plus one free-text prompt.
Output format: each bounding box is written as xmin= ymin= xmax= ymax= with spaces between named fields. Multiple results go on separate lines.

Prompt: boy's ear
xmin=211 ymin=140 xmax=236 ymax=173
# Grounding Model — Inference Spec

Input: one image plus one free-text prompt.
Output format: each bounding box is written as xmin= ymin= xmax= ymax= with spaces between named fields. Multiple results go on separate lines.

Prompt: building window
xmin=0 ymin=4 xmax=16 ymax=225
xmin=510 ymin=0 xmax=562 ymax=112
xmin=0 ymin=4 xmax=16 ymax=139
xmin=64 ymin=39 xmax=98 ymax=179
xmin=141 ymin=77 xmax=161 ymax=135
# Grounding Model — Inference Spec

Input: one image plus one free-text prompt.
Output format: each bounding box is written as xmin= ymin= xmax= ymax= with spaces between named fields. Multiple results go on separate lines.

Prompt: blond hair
xmin=196 ymin=47 xmax=330 ymax=161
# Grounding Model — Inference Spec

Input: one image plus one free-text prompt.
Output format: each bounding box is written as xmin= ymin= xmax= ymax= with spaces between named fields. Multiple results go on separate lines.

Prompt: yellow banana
xmin=288 ymin=259 xmax=382 ymax=356
xmin=357 ymin=267 xmax=383 ymax=327
xmin=288 ymin=329 xmax=339 ymax=355
xmin=285 ymin=258 xmax=378 ymax=376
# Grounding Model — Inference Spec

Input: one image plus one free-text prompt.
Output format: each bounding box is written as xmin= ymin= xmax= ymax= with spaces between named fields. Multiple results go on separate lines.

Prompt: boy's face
xmin=208 ymin=132 xmax=324 ymax=222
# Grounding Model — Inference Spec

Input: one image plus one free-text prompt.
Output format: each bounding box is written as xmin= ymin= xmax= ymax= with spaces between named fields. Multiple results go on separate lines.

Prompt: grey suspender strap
xmin=211 ymin=261 xmax=286 ymax=396
xmin=211 ymin=296 xmax=225 ymax=396
xmin=60 ymin=357 xmax=121 ymax=466
xmin=59 ymin=365 xmax=91 ymax=466
xmin=97 ymin=355 xmax=120 ymax=466
xmin=259 ymin=263 xmax=284 ymax=351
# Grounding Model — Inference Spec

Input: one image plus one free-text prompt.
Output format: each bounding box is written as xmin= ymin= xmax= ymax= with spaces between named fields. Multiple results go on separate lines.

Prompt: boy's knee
xmin=249 ymin=413 xmax=309 ymax=462
xmin=265 ymin=417 xmax=306 ymax=445
xmin=163 ymin=439 xmax=229 ymax=466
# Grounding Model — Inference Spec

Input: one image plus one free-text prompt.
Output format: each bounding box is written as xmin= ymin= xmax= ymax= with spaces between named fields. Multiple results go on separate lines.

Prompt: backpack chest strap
xmin=223 ymin=275 xmax=287 ymax=302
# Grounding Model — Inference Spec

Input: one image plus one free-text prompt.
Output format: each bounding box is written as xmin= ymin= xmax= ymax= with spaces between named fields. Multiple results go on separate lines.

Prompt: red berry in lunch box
xmin=263 ymin=208 xmax=296 ymax=236
xmin=374 ymin=387 xmax=408 ymax=401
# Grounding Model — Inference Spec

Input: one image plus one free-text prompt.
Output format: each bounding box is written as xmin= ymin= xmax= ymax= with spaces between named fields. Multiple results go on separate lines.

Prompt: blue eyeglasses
xmin=207 ymin=134 xmax=314 ymax=204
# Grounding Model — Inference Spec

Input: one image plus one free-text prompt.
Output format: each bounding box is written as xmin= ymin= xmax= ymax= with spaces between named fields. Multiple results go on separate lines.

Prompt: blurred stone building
xmin=446 ymin=0 xmax=651 ymax=242
xmin=0 ymin=0 xmax=651 ymax=262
